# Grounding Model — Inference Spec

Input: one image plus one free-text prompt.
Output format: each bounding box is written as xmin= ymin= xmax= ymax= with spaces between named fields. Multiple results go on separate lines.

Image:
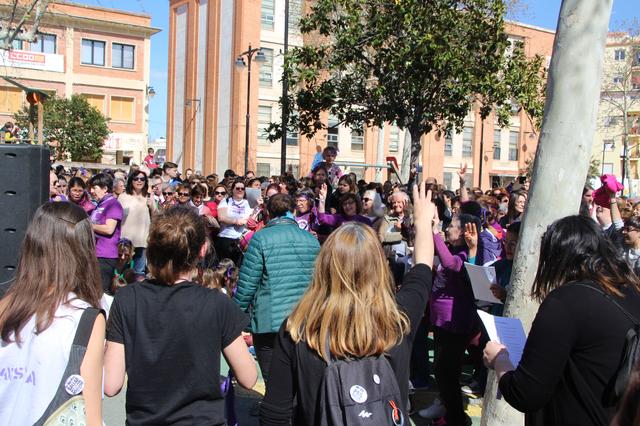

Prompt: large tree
xmin=0 ymin=0 xmax=52 ymax=50
xmin=14 ymin=94 xmax=110 ymax=161
xmin=269 ymin=0 xmax=546 ymax=171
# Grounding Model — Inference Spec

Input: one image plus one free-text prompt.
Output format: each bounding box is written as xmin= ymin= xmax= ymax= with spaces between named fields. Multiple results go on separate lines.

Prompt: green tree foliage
xmin=14 ymin=94 xmax=110 ymax=161
xmin=270 ymin=0 xmax=546 ymax=168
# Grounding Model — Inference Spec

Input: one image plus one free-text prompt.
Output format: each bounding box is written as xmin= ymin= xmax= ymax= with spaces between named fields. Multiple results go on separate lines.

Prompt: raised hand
xmin=464 ymin=222 xmax=478 ymax=249
xmin=457 ymin=163 xmax=468 ymax=182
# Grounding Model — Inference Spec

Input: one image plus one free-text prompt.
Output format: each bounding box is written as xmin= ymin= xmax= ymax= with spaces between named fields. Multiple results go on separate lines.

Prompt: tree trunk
xmin=481 ymin=0 xmax=613 ymax=425
xmin=400 ymin=128 xmax=412 ymax=182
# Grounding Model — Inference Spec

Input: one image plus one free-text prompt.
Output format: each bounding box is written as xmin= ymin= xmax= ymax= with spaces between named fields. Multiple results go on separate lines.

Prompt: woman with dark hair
xmin=0 ymin=202 xmax=105 ymax=424
xmin=205 ymin=184 xmax=228 ymax=220
xmin=484 ymin=215 xmax=640 ymax=426
xmin=104 ymin=207 xmax=257 ymax=424
xmin=118 ymin=170 xmax=156 ymax=277
xmin=68 ymin=176 xmax=96 ymax=214
xmin=499 ymin=191 xmax=526 ymax=228
xmin=317 ymin=184 xmax=371 ymax=229
xmin=216 ymin=179 xmax=252 ymax=265
xmin=419 ymin=213 xmax=480 ymax=424
xmin=325 ymin=174 xmax=357 ymax=214
xmin=89 ymin=173 xmax=124 ymax=294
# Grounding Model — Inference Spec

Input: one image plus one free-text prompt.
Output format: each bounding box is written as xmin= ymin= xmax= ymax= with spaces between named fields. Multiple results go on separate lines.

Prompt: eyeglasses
xmin=214 ymin=191 xmax=227 ymax=195
xmin=132 ymin=177 xmax=147 ymax=182
xmin=178 ymin=192 xmax=190 ymax=197
xmin=362 ymin=198 xmax=372 ymax=202
xmin=162 ymin=191 xmax=174 ymax=196
xmin=234 ymin=187 xmax=245 ymax=191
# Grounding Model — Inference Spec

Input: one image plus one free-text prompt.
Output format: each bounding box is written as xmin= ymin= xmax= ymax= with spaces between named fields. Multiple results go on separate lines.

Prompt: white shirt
xmin=0 ymin=295 xmax=90 ymax=425
xmin=218 ymin=197 xmax=251 ymax=239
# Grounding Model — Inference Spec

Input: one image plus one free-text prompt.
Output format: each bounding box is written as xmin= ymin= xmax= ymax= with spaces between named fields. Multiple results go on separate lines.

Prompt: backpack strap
xmin=33 ymin=307 xmax=103 ymax=426
xmin=570 ymin=282 xmax=640 ymax=326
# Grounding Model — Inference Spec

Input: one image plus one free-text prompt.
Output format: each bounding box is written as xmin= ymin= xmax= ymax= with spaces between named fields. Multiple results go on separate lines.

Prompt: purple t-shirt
xmin=90 ymin=194 xmax=123 ymax=259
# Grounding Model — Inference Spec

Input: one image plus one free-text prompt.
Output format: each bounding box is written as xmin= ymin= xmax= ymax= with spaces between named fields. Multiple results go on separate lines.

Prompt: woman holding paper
xmin=420 ymin=213 xmax=481 ymax=425
xmin=484 ymin=215 xmax=640 ymax=426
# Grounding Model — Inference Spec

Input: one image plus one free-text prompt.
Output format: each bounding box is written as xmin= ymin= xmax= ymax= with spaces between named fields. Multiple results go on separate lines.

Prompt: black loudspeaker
xmin=0 ymin=144 xmax=49 ymax=287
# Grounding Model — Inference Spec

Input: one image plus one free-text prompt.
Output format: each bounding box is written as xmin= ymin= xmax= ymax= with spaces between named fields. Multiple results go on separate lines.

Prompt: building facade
xmin=593 ymin=32 xmax=640 ymax=195
xmin=0 ymin=1 xmax=159 ymax=165
xmin=167 ymin=1 xmax=554 ymax=187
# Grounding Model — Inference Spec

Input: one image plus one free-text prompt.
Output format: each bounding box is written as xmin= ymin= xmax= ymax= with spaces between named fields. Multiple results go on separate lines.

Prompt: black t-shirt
xmin=259 ymin=263 xmax=433 ymax=425
xmin=107 ymin=279 xmax=248 ymax=425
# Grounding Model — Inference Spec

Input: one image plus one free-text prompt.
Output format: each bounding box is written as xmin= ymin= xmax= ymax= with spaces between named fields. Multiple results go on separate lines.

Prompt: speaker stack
xmin=0 ymin=144 xmax=49 ymax=292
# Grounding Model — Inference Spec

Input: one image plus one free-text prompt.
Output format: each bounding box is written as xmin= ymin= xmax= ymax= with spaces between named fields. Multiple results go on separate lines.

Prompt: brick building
xmin=0 ymin=1 xmax=160 ymax=164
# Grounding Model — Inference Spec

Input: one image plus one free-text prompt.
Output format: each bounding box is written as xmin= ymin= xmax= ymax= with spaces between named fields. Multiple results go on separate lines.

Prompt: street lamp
xmin=236 ymin=44 xmax=266 ymax=175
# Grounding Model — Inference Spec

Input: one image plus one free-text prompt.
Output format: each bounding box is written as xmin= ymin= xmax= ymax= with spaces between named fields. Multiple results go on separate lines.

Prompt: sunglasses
xmin=234 ymin=187 xmax=245 ymax=191
xmin=178 ymin=192 xmax=190 ymax=197
xmin=132 ymin=177 xmax=147 ymax=182
xmin=162 ymin=191 xmax=174 ymax=196
xmin=362 ymin=197 xmax=372 ymax=202
xmin=214 ymin=191 xmax=227 ymax=195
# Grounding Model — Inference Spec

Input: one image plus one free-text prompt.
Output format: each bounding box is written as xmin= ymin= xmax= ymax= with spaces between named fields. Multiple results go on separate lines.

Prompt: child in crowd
xmin=318 ymin=146 xmax=343 ymax=186
xmin=201 ymin=258 xmax=239 ymax=297
xmin=111 ymin=238 xmax=138 ymax=294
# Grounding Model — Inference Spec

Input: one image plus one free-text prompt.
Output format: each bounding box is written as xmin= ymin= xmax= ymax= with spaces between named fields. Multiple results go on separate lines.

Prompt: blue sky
xmin=80 ymin=0 xmax=638 ymax=141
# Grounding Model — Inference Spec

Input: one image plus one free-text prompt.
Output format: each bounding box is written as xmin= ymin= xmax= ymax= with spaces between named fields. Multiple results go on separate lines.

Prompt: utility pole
xmin=481 ymin=0 xmax=613 ymax=424
xmin=280 ymin=0 xmax=290 ymax=175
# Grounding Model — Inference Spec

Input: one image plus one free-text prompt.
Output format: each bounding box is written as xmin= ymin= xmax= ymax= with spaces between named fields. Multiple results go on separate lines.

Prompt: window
xmin=389 ymin=126 xmax=400 ymax=152
xmin=605 ymin=116 xmax=619 ymax=127
xmin=462 ymin=127 xmax=473 ymax=158
xmin=11 ymin=39 xmax=22 ymax=50
xmin=257 ymin=162 xmax=271 ymax=177
xmin=443 ymin=172 xmax=453 ymax=190
xmin=613 ymin=75 xmax=623 ymax=84
xmin=603 ymin=139 xmax=615 ymax=152
xmin=30 ymin=34 xmax=56 ymax=53
xmin=350 ymin=167 xmax=365 ymax=180
xmin=81 ymin=94 xmax=105 ymax=114
xmin=109 ymin=96 xmax=134 ymax=122
xmin=289 ymin=0 xmax=302 ymax=34
xmin=0 ymin=86 xmax=23 ymax=114
xmin=258 ymin=105 xmax=272 ymax=144
xmin=493 ymin=130 xmax=501 ymax=160
xmin=351 ymin=128 xmax=364 ymax=151
xmin=112 ymin=43 xmax=135 ymax=69
xmin=259 ymin=48 xmax=273 ymax=87
xmin=81 ymin=39 xmax=105 ymax=66
xmin=327 ymin=116 xmax=339 ymax=148
xmin=603 ymin=163 xmax=614 ymax=174
xmin=261 ymin=0 xmax=274 ymax=30
xmin=509 ymin=131 xmax=519 ymax=161
xmin=444 ymin=132 xmax=453 ymax=156
xmin=615 ymin=49 xmax=626 ymax=61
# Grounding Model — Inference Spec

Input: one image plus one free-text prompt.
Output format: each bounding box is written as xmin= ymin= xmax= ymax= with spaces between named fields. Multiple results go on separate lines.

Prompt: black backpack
xmin=573 ymin=283 xmax=640 ymax=403
xmin=317 ymin=340 xmax=406 ymax=426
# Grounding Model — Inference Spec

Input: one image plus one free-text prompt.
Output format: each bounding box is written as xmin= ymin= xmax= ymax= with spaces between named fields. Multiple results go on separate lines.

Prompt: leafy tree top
xmin=270 ymin=0 xmax=546 ymax=153
xmin=14 ymin=94 xmax=110 ymax=162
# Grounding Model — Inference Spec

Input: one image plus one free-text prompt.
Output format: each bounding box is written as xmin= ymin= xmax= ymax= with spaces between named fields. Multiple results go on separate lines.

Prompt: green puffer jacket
xmin=233 ymin=216 xmax=320 ymax=334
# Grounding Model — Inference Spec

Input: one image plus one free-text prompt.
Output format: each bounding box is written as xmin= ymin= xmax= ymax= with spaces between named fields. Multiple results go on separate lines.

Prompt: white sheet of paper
xmin=464 ymin=262 xmax=503 ymax=304
xmin=477 ymin=309 xmax=527 ymax=367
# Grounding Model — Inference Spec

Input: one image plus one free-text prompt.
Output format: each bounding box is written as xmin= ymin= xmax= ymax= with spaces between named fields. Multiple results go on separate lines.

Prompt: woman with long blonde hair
xmin=260 ymin=183 xmax=435 ymax=425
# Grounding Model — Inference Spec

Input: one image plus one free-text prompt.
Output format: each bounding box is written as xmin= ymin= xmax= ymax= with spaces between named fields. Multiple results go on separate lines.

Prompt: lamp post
xmin=236 ymin=45 xmax=266 ymax=175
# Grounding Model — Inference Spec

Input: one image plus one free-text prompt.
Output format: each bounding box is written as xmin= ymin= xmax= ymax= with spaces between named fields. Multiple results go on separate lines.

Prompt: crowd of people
xmin=1 ymin=145 xmax=640 ymax=426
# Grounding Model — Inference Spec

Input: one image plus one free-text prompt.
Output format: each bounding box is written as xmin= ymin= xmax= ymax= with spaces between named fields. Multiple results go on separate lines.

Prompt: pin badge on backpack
xmin=373 ymin=374 xmax=381 ymax=384
xmin=64 ymin=374 xmax=85 ymax=395
xmin=350 ymin=385 xmax=368 ymax=403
